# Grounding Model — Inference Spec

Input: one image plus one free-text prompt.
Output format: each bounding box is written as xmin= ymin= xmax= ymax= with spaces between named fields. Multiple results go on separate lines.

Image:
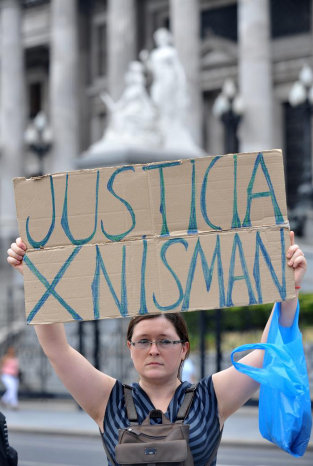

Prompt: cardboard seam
xmin=25 ymin=222 xmax=290 ymax=253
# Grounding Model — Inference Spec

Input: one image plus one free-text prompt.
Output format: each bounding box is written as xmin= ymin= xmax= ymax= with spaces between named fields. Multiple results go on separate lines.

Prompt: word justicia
xmin=23 ymin=152 xmax=285 ymax=249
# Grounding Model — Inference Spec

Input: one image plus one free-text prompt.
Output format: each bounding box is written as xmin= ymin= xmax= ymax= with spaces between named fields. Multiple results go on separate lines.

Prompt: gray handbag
xmin=100 ymin=384 xmax=222 ymax=465
xmin=116 ymin=407 xmax=193 ymax=465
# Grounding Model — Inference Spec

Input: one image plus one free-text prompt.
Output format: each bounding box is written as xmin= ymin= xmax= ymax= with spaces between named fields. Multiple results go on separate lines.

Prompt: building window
xmin=96 ymin=23 xmax=107 ymax=77
xmin=201 ymin=4 xmax=238 ymax=41
xmin=271 ymin=0 xmax=311 ymax=38
xmin=29 ymin=82 xmax=42 ymax=119
xmin=283 ymin=102 xmax=310 ymax=209
xmin=92 ymin=21 xmax=107 ymax=79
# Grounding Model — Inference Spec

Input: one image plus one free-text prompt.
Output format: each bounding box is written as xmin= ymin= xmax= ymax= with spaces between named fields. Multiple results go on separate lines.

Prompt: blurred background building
xmin=2 ymin=0 xmax=313 ymax=244
xmin=0 ymin=0 xmax=313 ymax=396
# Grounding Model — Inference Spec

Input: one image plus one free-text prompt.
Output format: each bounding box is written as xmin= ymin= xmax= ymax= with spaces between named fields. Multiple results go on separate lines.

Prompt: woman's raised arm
xmin=7 ymin=238 xmax=116 ymax=429
xmin=212 ymin=231 xmax=307 ymax=426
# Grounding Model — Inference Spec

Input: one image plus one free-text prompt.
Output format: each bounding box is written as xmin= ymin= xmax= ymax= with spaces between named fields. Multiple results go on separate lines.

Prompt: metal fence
xmin=0 ymin=283 xmax=312 ymax=401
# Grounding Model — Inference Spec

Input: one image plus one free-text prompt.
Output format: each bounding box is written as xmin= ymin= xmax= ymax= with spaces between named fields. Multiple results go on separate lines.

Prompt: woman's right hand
xmin=7 ymin=237 xmax=26 ymax=275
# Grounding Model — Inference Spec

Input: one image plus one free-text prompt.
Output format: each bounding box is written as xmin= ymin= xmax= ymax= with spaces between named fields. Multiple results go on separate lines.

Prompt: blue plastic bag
xmin=231 ymin=302 xmax=312 ymax=457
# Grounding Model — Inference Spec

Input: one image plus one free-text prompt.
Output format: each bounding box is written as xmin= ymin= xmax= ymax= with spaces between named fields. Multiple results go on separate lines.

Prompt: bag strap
xmin=176 ymin=383 xmax=198 ymax=422
xmin=123 ymin=383 xmax=198 ymax=424
xmin=123 ymin=384 xmax=138 ymax=424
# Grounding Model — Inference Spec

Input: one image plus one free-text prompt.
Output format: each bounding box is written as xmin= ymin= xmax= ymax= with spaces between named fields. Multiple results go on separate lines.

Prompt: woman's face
xmin=127 ymin=315 xmax=189 ymax=383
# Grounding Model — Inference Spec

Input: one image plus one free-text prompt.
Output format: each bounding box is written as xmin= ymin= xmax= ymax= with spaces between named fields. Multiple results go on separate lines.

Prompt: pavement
xmin=1 ymin=399 xmax=312 ymax=450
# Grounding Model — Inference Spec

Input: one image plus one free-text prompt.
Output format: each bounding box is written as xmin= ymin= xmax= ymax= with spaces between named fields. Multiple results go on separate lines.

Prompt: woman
xmin=7 ymin=232 xmax=306 ymax=465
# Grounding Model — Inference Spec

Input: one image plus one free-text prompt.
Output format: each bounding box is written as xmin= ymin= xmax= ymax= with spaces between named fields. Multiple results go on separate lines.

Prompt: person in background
xmin=0 ymin=347 xmax=19 ymax=410
xmin=182 ymin=357 xmax=197 ymax=383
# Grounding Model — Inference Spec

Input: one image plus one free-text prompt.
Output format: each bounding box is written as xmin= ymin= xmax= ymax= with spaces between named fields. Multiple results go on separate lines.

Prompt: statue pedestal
xmin=77 ymin=145 xmax=204 ymax=169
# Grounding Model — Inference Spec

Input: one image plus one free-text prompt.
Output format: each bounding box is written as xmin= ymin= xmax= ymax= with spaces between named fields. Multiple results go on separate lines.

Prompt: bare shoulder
xmin=92 ymin=371 xmax=117 ymax=429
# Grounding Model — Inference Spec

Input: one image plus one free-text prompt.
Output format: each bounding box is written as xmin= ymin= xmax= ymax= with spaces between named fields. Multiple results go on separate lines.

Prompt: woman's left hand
xmin=287 ymin=231 xmax=307 ymax=288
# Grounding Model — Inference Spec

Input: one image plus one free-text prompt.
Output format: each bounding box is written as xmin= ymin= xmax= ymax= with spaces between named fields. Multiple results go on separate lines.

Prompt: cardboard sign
xmin=13 ymin=149 xmax=295 ymax=324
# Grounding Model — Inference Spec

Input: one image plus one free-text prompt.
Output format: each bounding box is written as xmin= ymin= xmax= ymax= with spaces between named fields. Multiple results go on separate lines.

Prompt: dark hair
xmin=127 ymin=313 xmax=190 ymax=380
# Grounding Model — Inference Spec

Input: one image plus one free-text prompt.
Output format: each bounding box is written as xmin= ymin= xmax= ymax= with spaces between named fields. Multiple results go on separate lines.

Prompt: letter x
xmin=24 ymin=246 xmax=83 ymax=323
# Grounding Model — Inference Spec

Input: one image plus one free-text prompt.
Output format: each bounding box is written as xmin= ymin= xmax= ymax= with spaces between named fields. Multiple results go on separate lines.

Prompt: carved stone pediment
xmin=201 ymin=35 xmax=237 ymax=69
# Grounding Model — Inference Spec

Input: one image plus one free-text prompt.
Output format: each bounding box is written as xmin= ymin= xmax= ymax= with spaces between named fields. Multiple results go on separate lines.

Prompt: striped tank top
xmin=101 ymin=375 xmax=221 ymax=465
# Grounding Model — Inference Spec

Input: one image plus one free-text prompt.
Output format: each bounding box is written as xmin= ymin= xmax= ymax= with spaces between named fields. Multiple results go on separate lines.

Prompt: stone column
xmin=170 ymin=0 xmax=202 ymax=146
xmin=238 ymin=0 xmax=273 ymax=152
xmin=0 ymin=0 xmax=25 ymax=244
xmin=107 ymin=0 xmax=137 ymax=100
xmin=50 ymin=0 xmax=79 ymax=172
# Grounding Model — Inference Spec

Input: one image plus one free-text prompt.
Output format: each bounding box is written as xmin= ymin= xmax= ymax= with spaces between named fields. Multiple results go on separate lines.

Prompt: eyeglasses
xmin=130 ymin=339 xmax=185 ymax=350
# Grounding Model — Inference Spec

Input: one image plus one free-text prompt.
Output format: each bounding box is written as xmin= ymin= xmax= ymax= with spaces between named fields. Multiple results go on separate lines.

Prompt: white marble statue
xmin=141 ymin=28 xmax=201 ymax=154
xmin=89 ymin=61 xmax=161 ymax=155
xmin=87 ymin=28 xmax=202 ymax=159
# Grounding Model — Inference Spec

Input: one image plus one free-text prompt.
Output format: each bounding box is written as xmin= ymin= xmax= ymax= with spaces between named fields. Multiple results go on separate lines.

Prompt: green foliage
xmin=183 ymin=294 xmax=313 ymax=348
xmin=298 ymin=293 xmax=313 ymax=326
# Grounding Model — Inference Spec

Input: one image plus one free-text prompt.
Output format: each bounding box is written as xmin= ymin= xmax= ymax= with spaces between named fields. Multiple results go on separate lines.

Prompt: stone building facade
xmin=1 ymin=0 xmax=313 ymax=246
xmin=0 ymin=0 xmax=313 ymax=394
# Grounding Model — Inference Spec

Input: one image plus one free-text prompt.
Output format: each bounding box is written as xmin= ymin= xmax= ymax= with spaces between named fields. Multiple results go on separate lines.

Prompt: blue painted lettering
xmin=92 ymin=245 xmax=128 ymax=317
xmin=24 ymin=247 xmax=83 ymax=323
xmin=182 ymin=236 xmax=225 ymax=310
xmin=26 ymin=175 xmax=56 ymax=248
xmin=138 ymin=236 xmax=148 ymax=315
xmin=253 ymin=228 xmax=286 ymax=302
xmin=143 ymin=161 xmax=180 ymax=236
xmin=61 ymin=171 xmax=99 ymax=245
xmin=153 ymin=238 xmax=188 ymax=311
xmin=200 ymin=157 xmax=222 ymax=230
xmin=188 ymin=160 xmax=198 ymax=234
xmin=243 ymin=152 xmax=284 ymax=227
xmin=231 ymin=154 xmax=241 ymax=228
xmin=227 ymin=233 xmax=257 ymax=306
xmin=101 ymin=166 xmax=136 ymax=242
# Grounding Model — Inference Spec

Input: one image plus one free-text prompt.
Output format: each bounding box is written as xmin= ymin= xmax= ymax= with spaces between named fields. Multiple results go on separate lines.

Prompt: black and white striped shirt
xmin=101 ymin=375 xmax=221 ymax=465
